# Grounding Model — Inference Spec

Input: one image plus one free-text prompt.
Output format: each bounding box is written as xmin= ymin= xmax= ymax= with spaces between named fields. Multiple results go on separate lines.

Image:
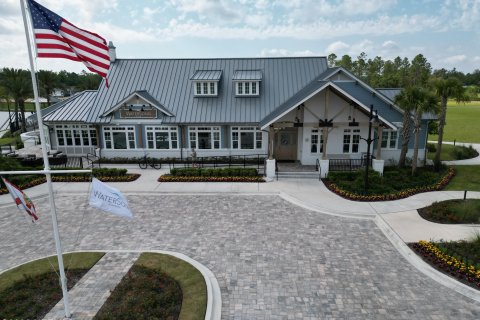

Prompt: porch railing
xmin=329 ymin=156 xmax=373 ymax=172
xmin=168 ymin=154 xmax=268 ymax=174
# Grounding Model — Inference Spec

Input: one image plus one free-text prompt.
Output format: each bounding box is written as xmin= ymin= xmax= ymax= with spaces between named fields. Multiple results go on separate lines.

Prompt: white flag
xmin=89 ymin=178 xmax=133 ymax=219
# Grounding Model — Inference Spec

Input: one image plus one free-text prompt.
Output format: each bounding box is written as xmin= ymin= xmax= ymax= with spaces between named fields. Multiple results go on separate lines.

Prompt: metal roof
xmin=376 ymin=88 xmax=402 ymax=102
xmin=27 ymin=92 xmax=84 ymax=124
xmin=232 ymin=70 xmax=262 ymax=81
xmin=86 ymin=57 xmax=329 ymax=124
xmin=190 ymin=70 xmax=222 ymax=81
xmin=333 ymin=82 xmax=403 ymax=125
xmin=44 ymin=91 xmax=97 ymax=122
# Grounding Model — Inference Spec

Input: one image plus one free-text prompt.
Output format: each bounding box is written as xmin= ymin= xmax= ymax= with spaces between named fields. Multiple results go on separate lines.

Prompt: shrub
xmin=0 ymin=157 xmax=23 ymax=171
xmin=451 ymin=145 xmax=479 ymax=160
xmin=418 ymin=199 xmax=480 ymax=224
xmin=169 ymin=167 xmax=258 ymax=177
xmin=427 ymin=143 xmax=436 ymax=153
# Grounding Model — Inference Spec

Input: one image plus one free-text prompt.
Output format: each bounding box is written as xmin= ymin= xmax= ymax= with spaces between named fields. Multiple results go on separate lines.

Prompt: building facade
xmin=36 ymin=48 xmax=432 ymax=167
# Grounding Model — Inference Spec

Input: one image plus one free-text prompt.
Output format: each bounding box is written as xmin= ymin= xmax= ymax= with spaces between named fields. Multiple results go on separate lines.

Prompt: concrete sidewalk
xmin=1 ymin=165 xmax=479 ymax=242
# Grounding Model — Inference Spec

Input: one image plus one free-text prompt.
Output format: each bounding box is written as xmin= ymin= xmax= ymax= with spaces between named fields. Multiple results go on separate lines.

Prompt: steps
xmin=276 ymin=171 xmax=320 ymax=179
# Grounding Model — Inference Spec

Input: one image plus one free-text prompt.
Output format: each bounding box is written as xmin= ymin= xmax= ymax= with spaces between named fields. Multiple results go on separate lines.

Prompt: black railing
xmin=329 ymin=157 xmax=373 ymax=172
xmin=168 ymin=154 xmax=267 ymax=173
xmin=0 ymin=144 xmax=15 ymax=156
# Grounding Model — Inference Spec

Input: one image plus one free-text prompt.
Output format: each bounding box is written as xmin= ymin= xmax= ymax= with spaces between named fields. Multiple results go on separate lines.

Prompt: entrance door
xmin=274 ymin=128 xmax=297 ymax=161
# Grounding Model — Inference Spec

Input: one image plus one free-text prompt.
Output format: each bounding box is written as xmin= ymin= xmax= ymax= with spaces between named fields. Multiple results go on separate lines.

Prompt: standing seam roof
xmin=86 ymin=57 xmax=328 ymax=124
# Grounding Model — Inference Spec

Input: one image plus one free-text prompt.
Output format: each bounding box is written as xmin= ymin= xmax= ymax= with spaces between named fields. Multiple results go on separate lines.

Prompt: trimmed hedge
xmin=0 ymin=168 xmax=139 ymax=195
xmin=158 ymin=175 xmax=264 ymax=183
xmin=169 ymin=167 xmax=258 ymax=177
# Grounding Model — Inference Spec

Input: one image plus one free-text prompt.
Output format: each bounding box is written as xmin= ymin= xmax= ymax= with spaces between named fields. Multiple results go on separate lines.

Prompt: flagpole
xmin=20 ymin=0 xmax=71 ymax=317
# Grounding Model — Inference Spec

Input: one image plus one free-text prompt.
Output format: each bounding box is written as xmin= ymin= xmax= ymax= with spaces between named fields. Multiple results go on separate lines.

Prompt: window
xmin=193 ymin=81 xmax=217 ymax=96
xmin=343 ymin=129 xmax=361 ymax=153
xmin=310 ymin=129 xmax=323 ymax=153
xmin=145 ymin=126 xmax=178 ymax=149
xmin=55 ymin=124 xmax=97 ymax=147
xmin=103 ymin=126 xmax=136 ymax=149
xmin=235 ymin=81 xmax=259 ymax=96
xmin=381 ymin=130 xmax=397 ymax=149
xmin=189 ymin=127 xmax=221 ymax=149
xmin=231 ymin=127 xmax=263 ymax=149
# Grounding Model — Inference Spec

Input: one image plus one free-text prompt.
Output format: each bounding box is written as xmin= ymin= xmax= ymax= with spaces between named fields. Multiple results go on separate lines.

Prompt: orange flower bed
xmin=323 ymin=167 xmax=455 ymax=201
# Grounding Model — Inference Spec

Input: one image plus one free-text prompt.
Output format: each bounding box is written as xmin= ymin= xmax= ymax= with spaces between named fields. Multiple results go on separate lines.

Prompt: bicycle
xmin=138 ymin=153 xmax=162 ymax=169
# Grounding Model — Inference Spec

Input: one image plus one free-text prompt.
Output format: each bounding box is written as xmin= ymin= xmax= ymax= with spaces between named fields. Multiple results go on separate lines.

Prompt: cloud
xmin=326 ymin=41 xmax=350 ymax=54
xmin=443 ymin=54 xmax=468 ymax=64
xmin=169 ymin=0 xmax=242 ymax=23
xmin=259 ymin=49 xmax=316 ymax=57
xmin=281 ymin=0 xmax=397 ymax=23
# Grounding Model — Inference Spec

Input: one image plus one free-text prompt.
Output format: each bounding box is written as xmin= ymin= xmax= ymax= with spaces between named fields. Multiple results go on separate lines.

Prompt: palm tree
xmin=430 ymin=77 xmax=468 ymax=170
xmin=37 ymin=70 xmax=57 ymax=106
xmin=411 ymin=89 xmax=439 ymax=175
xmin=0 ymin=68 xmax=32 ymax=132
xmin=394 ymin=87 xmax=416 ymax=167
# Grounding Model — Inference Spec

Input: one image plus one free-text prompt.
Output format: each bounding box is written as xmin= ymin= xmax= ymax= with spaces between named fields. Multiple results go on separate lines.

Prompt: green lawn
xmin=0 ymin=252 xmax=104 ymax=319
xmin=0 ymin=102 xmax=40 ymax=112
xmin=444 ymin=165 xmax=480 ymax=191
xmin=429 ymin=101 xmax=480 ymax=143
xmin=427 ymin=144 xmax=479 ymax=161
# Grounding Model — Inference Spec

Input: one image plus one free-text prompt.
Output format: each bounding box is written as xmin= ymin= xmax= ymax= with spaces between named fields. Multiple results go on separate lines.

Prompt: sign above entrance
xmin=119 ymin=109 xmax=157 ymax=119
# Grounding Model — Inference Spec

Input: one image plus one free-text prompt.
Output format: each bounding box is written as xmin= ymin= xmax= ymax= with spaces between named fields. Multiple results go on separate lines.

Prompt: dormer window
xmin=233 ymin=70 xmax=262 ymax=97
xmin=195 ymin=81 xmax=217 ymax=96
xmin=236 ymin=81 xmax=259 ymax=96
xmin=190 ymin=70 xmax=222 ymax=97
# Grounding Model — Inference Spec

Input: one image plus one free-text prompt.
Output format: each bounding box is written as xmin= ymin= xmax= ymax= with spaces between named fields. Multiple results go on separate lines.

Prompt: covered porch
xmin=261 ymin=81 xmax=399 ymax=179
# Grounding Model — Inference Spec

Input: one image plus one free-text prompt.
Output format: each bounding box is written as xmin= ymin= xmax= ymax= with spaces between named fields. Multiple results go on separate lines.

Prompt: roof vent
xmin=108 ymin=41 xmax=116 ymax=63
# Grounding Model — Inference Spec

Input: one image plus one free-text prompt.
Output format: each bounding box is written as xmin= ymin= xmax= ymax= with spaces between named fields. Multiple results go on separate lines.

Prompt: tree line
xmin=0 ymin=68 xmax=101 ymax=132
xmin=328 ymin=52 xmax=470 ymax=174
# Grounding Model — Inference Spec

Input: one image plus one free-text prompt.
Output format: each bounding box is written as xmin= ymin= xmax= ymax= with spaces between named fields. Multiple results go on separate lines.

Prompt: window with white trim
xmin=55 ymin=124 xmax=97 ymax=147
xmin=381 ymin=130 xmax=397 ymax=149
xmin=343 ymin=129 xmax=361 ymax=153
xmin=193 ymin=81 xmax=217 ymax=96
xmin=189 ymin=126 xmax=221 ymax=149
xmin=231 ymin=127 xmax=263 ymax=149
xmin=310 ymin=129 xmax=323 ymax=153
xmin=235 ymin=81 xmax=259 ymax=96
xmin=145 ymin=126 xmax=178 ymax=149
xmin=103 ymin=126 xmax=136 ymax=149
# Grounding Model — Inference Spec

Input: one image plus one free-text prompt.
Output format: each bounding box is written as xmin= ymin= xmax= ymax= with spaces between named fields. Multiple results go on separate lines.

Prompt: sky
xmin=1 ymin=0 xmax=479 ymax=74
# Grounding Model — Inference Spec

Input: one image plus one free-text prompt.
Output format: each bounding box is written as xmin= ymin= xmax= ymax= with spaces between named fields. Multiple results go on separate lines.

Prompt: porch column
xmin=322 ymin=88 xmax=329 ymax=160
xmin=268 ymin=125 xmax=274 ymax=160
xmin=376 ymin=125 xmax=383 ymax=159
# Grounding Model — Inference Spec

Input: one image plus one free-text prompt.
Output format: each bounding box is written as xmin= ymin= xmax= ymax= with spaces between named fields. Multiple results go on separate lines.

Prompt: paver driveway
xmin=1 ymin=193 xmax=480 ymax=319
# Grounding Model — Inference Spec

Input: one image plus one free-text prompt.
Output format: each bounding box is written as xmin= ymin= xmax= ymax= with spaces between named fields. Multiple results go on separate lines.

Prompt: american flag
xmin=27 ymin=0 xmax=110 ymax=80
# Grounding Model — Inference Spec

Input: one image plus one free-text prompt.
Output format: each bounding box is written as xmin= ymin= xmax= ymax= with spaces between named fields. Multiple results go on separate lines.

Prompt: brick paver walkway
xmin=1 ymin=194 xmax=480 ymax=319
xmin=44 ymin=252 xmax=140 ymax=320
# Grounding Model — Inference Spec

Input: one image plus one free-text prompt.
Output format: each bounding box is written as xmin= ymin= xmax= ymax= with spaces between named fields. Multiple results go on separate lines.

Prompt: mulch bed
xmin=323 ymin=167 xmax=455 ymax=202
xmin=0 ymin=174 xmax=141 ymax=195
xmin=409 ymin=242 xmax=480 ymax=291
xmin=158 ymin=175 xmax=265 ymax=183
xmin=0 ymin=269 xmax=89 ymax=320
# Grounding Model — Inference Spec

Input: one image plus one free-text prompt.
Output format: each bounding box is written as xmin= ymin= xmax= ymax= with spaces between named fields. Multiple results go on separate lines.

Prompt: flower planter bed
xmin=0 ymin=174 xmax=140 ymax=195
xmin=323 ymin=167 xmax=455 ymax=201
xmin=158 ymin=175 xmax=265 ymax=183
xmin=409 ymin=240 xmax=480 ymax=290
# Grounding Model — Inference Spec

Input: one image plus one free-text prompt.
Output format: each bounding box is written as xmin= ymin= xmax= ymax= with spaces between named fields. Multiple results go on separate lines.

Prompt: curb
xmin=375 ymin=215 xmax=480 ymax=303
xmin=278 ymin=192 xmax=376 ymax=220
xmin=0 ymin=250 xmax=221 ymax=320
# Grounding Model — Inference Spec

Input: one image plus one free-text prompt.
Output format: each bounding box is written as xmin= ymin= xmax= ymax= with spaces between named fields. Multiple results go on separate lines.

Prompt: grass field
xmin=0 ymin=102 xmax=50 ymax=112
xmin=444 ymin=165 xmax=480 ymax=192
xmin=429 ymin=100 xmax=480 ymax=143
